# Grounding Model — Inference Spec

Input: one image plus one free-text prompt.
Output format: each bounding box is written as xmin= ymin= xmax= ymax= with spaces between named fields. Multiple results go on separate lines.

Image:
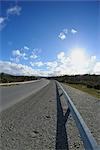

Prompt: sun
xmin=70 ymin=48 xmax=87 ymax=65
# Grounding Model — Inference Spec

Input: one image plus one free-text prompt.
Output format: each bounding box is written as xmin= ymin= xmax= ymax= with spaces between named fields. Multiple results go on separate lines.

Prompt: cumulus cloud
xmin=0 ymin=5 xmax=22 ymax=31
xmin=38 ymin=50 xmax=99 ymax=76
xmin=12 ymin=50 xmax=21 ymax=57
xmin=30 ymin=49 xmax=100 ymax=76
xmin=7 ymin=5 xmax=22 ymax=16
xmin=11 ymin=47 xmax=41 ymax=63
xmin=93 ymin=62 xmax=100 ymax=75
xmin=10 ymin=57 xmax=19 ymax=63
xmin=24 ymin=46 xmax=29 ymax=50
xmin=45 ymin=61 xmax=58 ymax=68
xmin=11 ymin=49 xmax=28 ymax=62
xmin=33 ymin=48 xmax=42 ymax=53
xmin=58 ymin=28 xmax=68 ymax=40
xmin=30 ymin=51 xmax=38 ymax=59
xmin=58 ymin=32 xmax=66 ymax=40
xmin=53 ymin=50 xmax=98 ymax=75
xmin=0 ymin=17 xmax=5 ymax=24
xmin=0 ymin=61 xmax=40 ymax=76
xmin=30 ymin=61 xmax=44 ymax=67
xmin=0 ymin=17 xmax=6 ymax=31
xmin=1 ymin=48 xmax=100 ymax=76
xmin=57 ymin=51 xmax=65 ymax=60
xmin=0 ymin=61 xmax=52 ymax=77
xmin=58 ymin=28 xmax=78 ymax=40
xmin=55 ymin=50 xmax=99 ymax=75
xmin=71 ymin=28 xmax=77 ymax=34
xmin=63 ymin=28 xmax=68 ymax=34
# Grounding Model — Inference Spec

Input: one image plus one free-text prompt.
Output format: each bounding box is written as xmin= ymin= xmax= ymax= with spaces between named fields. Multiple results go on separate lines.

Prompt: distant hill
xmin=0 ymin=73 xmax=39 ymax=83
xmin=47 ymin=74 xmax=100 ymax=90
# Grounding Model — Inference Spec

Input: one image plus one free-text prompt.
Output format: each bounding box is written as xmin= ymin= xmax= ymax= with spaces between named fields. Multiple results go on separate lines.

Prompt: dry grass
xmin=67 ymin=83 xmax=100 ymax=99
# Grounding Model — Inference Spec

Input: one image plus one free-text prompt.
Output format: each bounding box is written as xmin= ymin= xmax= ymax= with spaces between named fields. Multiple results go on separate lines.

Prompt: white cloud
xmin=7 ymin=5 xmax=22 ymax=16
xmin=0 ymin=61 xmax=53 ymax=77
xmin=45 ymin=61 xmax=57 ymax=68
xmin=93 ymin=62 xmax=100 ymax=75
xmin=12 ymin=50 xmax=21 ymax=57
xmin=0 ymin=5 xmax=22 ymax=31
xmin=32 ymin=48 xmax=42 ymax=54
xmin=1 ymin=48 xmax=100 ymax=76
xmin=30 ymin=61 xmax=44 ymax=67
xmin=0 ymin=17 xmax=6 ymax=31
xmin=35 ymin=61 xmax=44 ymax=67
xmin=30 ymin=52 xmax=38 ymax=59
xmin=24 ymin=46 xmax=29 ymax=50
xmin=54 ymin=50 xmax=99 ymax=75
xmin=0 ymin=61 xmax=41 ymax=76
xmin=71 ymin=28 xmax=77 ymax=34
xmin=11 ymin=47 xmax=41 ymax=63
xmin=63 ymin=28 xmax=68 ymax=34
xmin=41 ymin=50 xmax=99 ymax=76
xmin=58 ymin=27 xmax=78 ymax=40
xmin=58 ymin=32 xmax=66 ymax=40
xmin=30 ymin=61 xmax=58 ymax=71
xmin=12 ymin=50 xmax=28 ymax=62
xmin=10 ymin=57 xmax=19 ymax=63
xmin=0 ymin=17 xmax=6 ymax=24
xmin=57 ymin=51 xmax=65 ymax=60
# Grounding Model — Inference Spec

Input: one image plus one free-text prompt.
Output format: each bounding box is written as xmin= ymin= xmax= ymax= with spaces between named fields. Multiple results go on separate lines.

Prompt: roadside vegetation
xmin=0 ymin=73 xmax=100 ymax=98
xmin=67 ymin=83 xmax=100 ymax=99
xmin=0 ymin=73 xmax=39 ymax=83
xmin=48 ymin=74 xmax=100 ymax=99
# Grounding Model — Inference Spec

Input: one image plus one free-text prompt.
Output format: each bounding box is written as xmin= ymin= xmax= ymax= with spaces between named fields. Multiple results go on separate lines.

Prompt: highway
xmin=0 ymin=79 xmax=99 ymax=149
xmin=0 ymin=80 xmax=57 ymax=150
xmin=0 ymin=79 xmax=49 ymax=112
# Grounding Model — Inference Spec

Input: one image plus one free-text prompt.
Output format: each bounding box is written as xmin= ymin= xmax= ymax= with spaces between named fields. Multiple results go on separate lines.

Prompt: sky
xmin=0 ymin=0 xmax=100 ymax=76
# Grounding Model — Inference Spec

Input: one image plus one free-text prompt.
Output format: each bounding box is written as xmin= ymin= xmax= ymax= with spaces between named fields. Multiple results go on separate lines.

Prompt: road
xmin=0 ymin=80 xmax=57 ymax=150
xmin=0 ymin=79 xmax=49 ymax=112
xmin=0 ymin=80 xmax=100 ymax=149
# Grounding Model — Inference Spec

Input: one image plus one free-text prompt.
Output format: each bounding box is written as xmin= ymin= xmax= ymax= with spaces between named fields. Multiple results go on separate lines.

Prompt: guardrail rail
xmin=56 ymin=81 xmax=100 ymax=150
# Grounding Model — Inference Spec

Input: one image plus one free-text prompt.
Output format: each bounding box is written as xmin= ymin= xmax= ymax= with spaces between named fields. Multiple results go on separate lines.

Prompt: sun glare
xmin=70 ymin=48 xmax=87 ymax=65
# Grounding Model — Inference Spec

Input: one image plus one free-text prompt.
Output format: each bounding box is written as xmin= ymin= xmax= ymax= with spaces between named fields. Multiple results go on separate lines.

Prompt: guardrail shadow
xmin=56 ymin=85 xmax=70 ymax=150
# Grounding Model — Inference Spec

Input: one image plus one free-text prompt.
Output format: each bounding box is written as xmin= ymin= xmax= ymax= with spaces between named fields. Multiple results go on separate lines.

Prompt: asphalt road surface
xmin=0 ymin=80 xmax=57 ymax=150
xmin=0 ymin=80 xmax=99 ymax=150
xmin=0 ymin=79 xmax=49 ymax=112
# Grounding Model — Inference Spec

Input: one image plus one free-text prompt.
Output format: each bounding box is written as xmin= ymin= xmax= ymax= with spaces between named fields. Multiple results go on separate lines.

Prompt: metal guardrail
xmin=56 ymin=81 xmax=100 ymax=150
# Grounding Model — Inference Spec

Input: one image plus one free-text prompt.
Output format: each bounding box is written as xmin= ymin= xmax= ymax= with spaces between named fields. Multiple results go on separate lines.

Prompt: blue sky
xmin=0 ymin=1 xmax=100 ymax=76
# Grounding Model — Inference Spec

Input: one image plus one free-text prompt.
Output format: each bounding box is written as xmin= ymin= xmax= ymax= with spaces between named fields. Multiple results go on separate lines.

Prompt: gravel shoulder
xmin=62 ymin=83 xmax=100 ymax=145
